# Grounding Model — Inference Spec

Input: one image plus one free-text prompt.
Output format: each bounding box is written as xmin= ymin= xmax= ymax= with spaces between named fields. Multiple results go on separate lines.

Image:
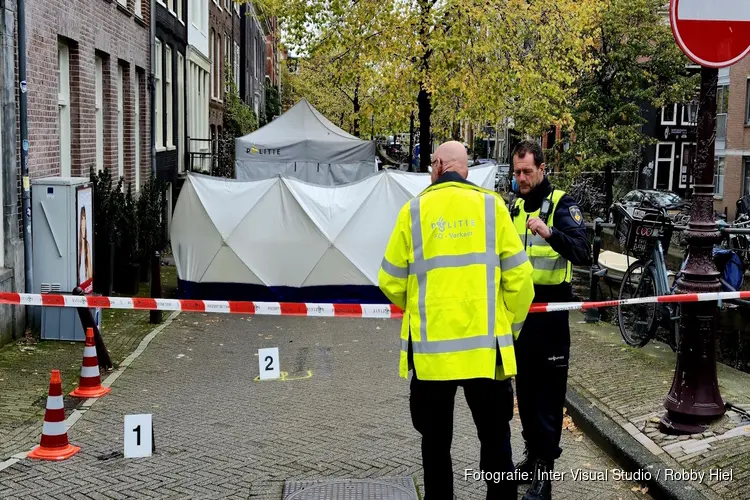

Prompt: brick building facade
xmin=240 ymin=2 xmax=266 ymax=121
xmin=208 ymin=0 xmax=239 ymax=142
xmin=265 ymin=16 xmax=279 ymax=91
xmin=23 ymin=0 xmax=151 ymax=191
xmin=717 ymin=57 xmax=750 ymax=220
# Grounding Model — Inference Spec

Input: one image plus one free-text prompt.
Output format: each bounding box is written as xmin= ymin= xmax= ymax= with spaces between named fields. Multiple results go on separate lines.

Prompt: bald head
xmin=431 ymin=141 xmax=469 ymax=182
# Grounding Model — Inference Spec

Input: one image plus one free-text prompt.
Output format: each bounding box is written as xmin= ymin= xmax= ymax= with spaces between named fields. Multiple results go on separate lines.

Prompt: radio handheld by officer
xmin=378 ymin=140 xmax=535 ymax=500
xmin=509 ymin=140 xmax=591 ymax=500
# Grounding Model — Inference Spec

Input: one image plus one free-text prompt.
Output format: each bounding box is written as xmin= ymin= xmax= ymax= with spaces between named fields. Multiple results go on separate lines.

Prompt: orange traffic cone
xmin=70 ymin=328 xmax=111 ymax=399
xmin=28 ymin=370 xmax=80 ymax=460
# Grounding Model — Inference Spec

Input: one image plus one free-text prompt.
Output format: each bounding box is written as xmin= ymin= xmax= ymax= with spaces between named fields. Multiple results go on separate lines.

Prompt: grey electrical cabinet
xmin=31 ymin=177 xmax=100 ymax=341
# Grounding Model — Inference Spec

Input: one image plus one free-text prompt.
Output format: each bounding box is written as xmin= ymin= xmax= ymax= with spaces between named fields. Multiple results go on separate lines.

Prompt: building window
xmin=58 ymin=40 xmax=71 ymax=177
xmin=216 ymin=32 xmax=222 ymax=99
xmin=135 ymin=71 xmax=142 ymax=190
xmin=661 ymin=104 xmax=677 ymax=125
xmin=744 ymin=158 xmax=750 ymax=197
xmin=117 ymin=64 xmax=124 ymax=181
xmin=252 ymin=36 xmax=257 ymax=80
xmin=717 ymin=85 xmax=729 ymax=141
xmin=95 ymin=55 xmax=104 ymax=173
xmin=176 ymin=0 xmax=183 ymax=21
xmin=679 ymin=142 xmax=695 ymax=188
xmin=210 ymin=29 xmax=216 ymax=99
xmin=135 ymin=0 xmax=142 ymax=17
xmin=233 ymin=42 xmax=240 ymax=86
xmin=654 ymin=142 xmax=674 ymax=191
xmin=155 ymin=39 xmax=163 ymax=148
xmin=746 ymin=79 xmax=750 ymax=125
xmin=225 ymin=34 xmax=230 ymax=68
xmin=178 ymin=53 xmax=185 ymax=173
xmin=681 ymin=102 xmax=698 ymax=126
xmin=714 ymin=156 xmax=725 ymax=197
xmin=166 ymin=46 xmax=173 ymax=147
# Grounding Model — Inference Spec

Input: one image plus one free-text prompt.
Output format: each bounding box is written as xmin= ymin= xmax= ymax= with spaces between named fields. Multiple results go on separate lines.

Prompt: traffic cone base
xmin=29 ymin=369 xmax=80 ymax=461
xmin=28 ymin=443 xmax=81 ymax=461
xmin=70 ymin=328 xmax=110 ymax=399
xmin=70 ymin=384 xmax=111 ymax=398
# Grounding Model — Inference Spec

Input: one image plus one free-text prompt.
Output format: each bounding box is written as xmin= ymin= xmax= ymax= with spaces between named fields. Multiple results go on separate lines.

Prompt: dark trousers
xmin=515 ymin=309 xmax=570 ymax=462
xmin=410 ymin=373 xmax=516 ymax=500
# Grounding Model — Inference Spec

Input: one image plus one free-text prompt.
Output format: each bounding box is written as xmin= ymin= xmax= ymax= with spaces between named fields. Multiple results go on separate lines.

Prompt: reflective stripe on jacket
xmin=378 ymin=180 xmax=535 ymax=381
xmin=512 ymin=189 xmax=572 ymax=284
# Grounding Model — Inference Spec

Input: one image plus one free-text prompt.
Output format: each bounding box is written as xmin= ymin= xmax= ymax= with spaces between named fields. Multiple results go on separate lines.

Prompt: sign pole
xmin=660 ymin=66 xmax=725 ymax=434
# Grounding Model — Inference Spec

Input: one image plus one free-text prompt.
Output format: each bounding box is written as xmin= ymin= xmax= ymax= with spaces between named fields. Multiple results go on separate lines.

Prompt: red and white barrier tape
xmin=1 ymin=290 xmax=748 ymax=318
xmin=529 ymin=290 xmax=750 ymax=313
xmin=0 ymin=292 xmax=403 ymax=318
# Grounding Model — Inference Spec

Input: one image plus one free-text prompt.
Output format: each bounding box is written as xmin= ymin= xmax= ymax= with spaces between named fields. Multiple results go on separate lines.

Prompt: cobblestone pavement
xmin=569 ymin=312 xmax=750 ymax=500
xmin=0 ymin=265 xmax=179 ymax=462
xmin=0 ymin=313 xmax=650 ymax=499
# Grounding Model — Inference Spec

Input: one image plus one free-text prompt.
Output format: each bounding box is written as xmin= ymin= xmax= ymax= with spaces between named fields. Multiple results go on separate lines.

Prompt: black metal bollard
xmin=72 ymin=287 xmax=113 ymax=370
xmin=150 ymin=251 xmax=163 ymax=324
xmin=585 ymin=218 xmax=604 ymax=323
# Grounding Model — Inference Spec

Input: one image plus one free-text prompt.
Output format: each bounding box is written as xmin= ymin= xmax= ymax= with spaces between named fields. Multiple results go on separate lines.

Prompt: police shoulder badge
xmin=569 ymin=205 xmax=583 ymax=225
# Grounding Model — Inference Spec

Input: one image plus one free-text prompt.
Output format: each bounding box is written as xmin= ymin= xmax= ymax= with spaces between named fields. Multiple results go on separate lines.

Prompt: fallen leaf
xmin=575 ymin=436 xmax=583 ymax=442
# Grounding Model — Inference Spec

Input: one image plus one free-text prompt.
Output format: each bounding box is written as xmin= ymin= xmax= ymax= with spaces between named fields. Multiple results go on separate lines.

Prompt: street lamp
xmin=659 ymin=67 xmax=724 ymax=434
xmin=658 ymin=0 xmax=750 ymax=433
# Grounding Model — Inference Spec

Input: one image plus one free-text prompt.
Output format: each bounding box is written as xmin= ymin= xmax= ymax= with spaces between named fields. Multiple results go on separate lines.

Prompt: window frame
xmin=654 ymin=142 xmax=675 ymax=191
xmin=117 ymin=63 xmax=124 ymax=181
xmin=661 ymin=104 xmax=677 ymax=126
xmin=678 ymin=142 xmax=696 ymax=189
xmin=95 ymin=55 xmax=104 ymax=173
xmin=135 ymin=71 xmax=142 ymax=190
xmin=714 ymin=156 xmax=725 ymax=198
xmin=165 ymin=46 xmax=173 ymax=148
xmin=58 ymin=40 xmax=71 ymax=178
xmin=155 ymin=38 xmax=163 ymax=149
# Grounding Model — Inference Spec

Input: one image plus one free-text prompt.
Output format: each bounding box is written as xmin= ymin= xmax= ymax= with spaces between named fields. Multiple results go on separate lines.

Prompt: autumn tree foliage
xmin=253 ymin=0 xmax=600 ymax=170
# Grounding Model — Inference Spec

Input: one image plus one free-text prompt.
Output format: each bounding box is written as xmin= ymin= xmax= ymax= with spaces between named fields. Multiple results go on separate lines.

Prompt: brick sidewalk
xmin=0 ymin=314 xmax=650 ymax=499
xmin=568 ymin=312 xmax=750 ymax=500
xmin=0 ymin=265 xmax=178 ymax=461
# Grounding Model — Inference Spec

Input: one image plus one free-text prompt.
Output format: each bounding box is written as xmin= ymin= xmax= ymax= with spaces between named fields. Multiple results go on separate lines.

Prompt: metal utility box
xmin=31 ymin=177 xmax=100 ymax=341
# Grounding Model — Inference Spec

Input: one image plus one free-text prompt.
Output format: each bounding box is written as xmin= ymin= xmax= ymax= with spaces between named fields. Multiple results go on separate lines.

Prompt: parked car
xmin=609 ymin=189 xmax=689 ymax=222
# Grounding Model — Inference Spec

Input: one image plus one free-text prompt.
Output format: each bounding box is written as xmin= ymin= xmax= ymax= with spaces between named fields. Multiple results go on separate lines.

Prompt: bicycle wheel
xmin=618 ymin=260 xmax=659 ymax=347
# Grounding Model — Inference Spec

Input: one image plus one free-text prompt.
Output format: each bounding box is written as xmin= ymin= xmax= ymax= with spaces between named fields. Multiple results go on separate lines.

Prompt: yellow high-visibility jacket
xmin=511 ymin=189 xmax=572 ymax=285
xmin=378 ymin=178 xmax=535 ymax=381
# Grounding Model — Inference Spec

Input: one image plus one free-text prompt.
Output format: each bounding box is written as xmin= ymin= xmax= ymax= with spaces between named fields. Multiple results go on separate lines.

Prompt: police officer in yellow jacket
xmin=509 ymin=141 xmax=591 ymax=500
xmin=378 ymin=141 xmax=535 ymax=500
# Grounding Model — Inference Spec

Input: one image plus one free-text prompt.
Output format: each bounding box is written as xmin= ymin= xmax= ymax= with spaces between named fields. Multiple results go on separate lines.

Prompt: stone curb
xmin=565 ymin=387 xmax=710 ymax=500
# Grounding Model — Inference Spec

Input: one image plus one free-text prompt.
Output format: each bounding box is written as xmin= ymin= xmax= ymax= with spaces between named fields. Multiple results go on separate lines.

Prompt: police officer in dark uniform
xmin=508 ymin=140 xmax=591 ymax=500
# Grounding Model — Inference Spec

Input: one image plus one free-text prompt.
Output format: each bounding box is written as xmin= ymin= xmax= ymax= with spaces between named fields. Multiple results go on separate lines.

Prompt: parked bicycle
xmin=613 ymin=202 xmax=682 ymax=351
xmin=613 ymin=202 xmax=748 ymax=352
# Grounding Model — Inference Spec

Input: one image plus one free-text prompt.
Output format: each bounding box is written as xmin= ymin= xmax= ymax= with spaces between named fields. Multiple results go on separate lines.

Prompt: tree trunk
xmin=417 ymin=0 xmax=432 ymax=174
xmin=408 ymin=111 xmax=415 ymax=172
xmin=605 ymin=163 xmax=613 ymax=208
xmin=353 ymin=78 xmax=360 ymax=138
xmin=418 ymin=88 xmax=431 ymax=173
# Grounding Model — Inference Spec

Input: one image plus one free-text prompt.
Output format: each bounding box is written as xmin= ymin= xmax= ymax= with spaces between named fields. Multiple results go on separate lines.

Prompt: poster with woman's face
xmin=77 ymin=186 xmax=94 ymax=294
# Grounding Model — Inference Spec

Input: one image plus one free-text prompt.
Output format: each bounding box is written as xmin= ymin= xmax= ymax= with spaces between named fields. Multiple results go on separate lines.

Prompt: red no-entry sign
xmin=670 ymin=0 xmax=750 ymax=68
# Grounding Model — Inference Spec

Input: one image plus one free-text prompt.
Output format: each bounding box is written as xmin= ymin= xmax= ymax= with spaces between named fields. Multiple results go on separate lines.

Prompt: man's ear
xmin=539 ymin=163 xmax=546 ymax=175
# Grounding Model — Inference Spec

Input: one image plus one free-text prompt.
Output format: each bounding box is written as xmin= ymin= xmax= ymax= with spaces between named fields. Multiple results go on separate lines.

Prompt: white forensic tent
xmin=171 ymin=164 xmax=498 ymax=302
xmin=235 ymin=98 xmax=377 ymax=185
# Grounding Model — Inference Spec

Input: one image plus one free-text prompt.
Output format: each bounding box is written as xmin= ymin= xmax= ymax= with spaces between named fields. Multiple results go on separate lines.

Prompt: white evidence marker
xmin=258 ymin=347 xmax=281 ymax=380
xmin=124 ymin=414 xmax=153 ymax=458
